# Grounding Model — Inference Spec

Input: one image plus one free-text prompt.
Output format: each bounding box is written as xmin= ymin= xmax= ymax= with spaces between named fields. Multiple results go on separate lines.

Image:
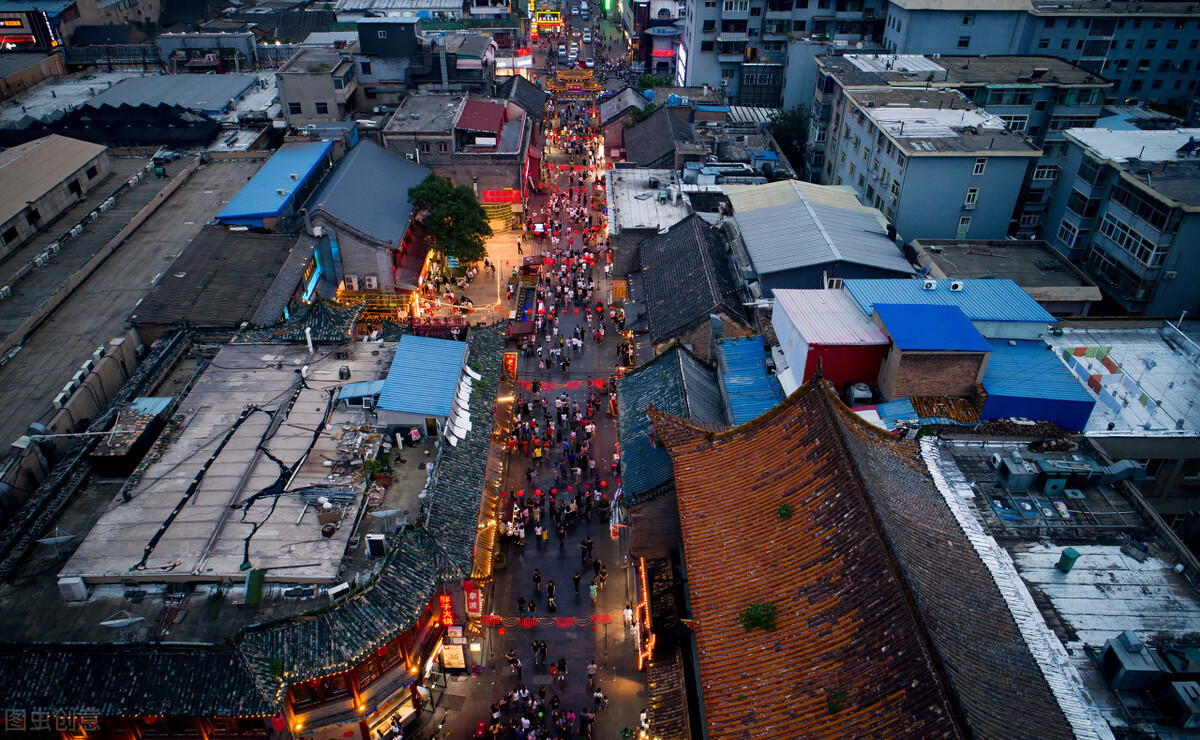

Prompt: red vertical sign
xmin=465 ymin=588 xmax=483 ymax=619
xmin=503 ymin=352 xmax=518 ymax=380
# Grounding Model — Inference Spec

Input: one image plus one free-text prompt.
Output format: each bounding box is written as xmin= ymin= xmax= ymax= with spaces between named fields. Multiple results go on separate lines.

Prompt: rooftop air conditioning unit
xmin=344 ymin=275 xmax=359 ymax=291
xmin=949 ymin=280 xmax=965 ymax=291
xmin=71 ymin=370 xmax=86 ymax=387
xmin=276 ymin=188 xmax=287 ymax=196
xmin=290 ymin=173 xmax=299 ymax=181
xmin=53 ymin=391 xmax=69 ymax=410
xmin=406 ymin=153 xmax=415 ymax=160
xmin=80 ymin=359 xmax=95 ymax=374
xmin=922 ymin=279 xmax=937 ymax=290
xmin=364 ymin=275 xmax=379 ymax=290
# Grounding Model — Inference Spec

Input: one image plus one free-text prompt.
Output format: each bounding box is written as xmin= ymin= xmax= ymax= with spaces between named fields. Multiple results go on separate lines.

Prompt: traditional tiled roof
xmin=0 ymin=647 xmax=272 ymax=717
xmin=235 ymin=299 xmax=365 ymax=343
xmin=649 ymin=382 xmax=964 ymax=739
xmin=616 ymin=345 xmax=725 ymax=505
xmin=838 ymin=404 xmax=1077 ymax=739
xmin=651 ymin=378 xmax=1079 ymax=739
xmin=423 ymin=324 xmax=505 ymax=574
xmin=624 ymin=108 xmax=694 ymax=167
xmin=635 ymin=213 xmax=748 ymax=345
xmin=239 ymin=530 xmax=448 ymax=703
xmin=498 ymin=75 xmax=547 ymax=119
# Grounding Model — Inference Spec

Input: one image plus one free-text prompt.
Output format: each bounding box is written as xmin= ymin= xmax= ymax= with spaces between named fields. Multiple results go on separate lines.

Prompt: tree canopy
xmin=770 ymin=104 xmax=807 ymax=173
xmin=408 ymin=173 xmax=493 ymax=267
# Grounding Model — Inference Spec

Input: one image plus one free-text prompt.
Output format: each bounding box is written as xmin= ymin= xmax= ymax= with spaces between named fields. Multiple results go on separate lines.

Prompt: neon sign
xmin=439 ymin=594 xmax=454 ymax=626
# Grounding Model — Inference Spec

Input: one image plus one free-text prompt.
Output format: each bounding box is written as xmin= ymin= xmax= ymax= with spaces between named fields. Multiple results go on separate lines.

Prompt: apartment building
xmin=880 ymin=0 xmax=1200 ymax=104
xmin=826 ymin=87 xmax=1040 ymax=240
xmin=1043 ymin=127 xmax=1200 ymax=315
xmin=676 ymin=0 xmax=884 ymax=107
xmin=808 ymin=53 xmax=1110 ymax=235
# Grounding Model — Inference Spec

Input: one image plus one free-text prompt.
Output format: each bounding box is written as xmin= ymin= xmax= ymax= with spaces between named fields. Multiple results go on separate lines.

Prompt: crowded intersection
xmin=411 ymin=18 xmax=649 ymax=740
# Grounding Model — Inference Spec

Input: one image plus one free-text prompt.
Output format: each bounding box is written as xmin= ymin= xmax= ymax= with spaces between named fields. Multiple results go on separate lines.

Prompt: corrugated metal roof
xmin=772 ymin=289 xmax=889 ymax=346
xmin=130 ymin=396 xmax=172 ymax=416
xmin=304 ymin=140 xmax=430 ymax=244
xmin=982 ymin=339 xmax=1095 ymax=403
xmin=456 ymin=99 xmax=505 ymax=132
xmin=843 ymin=278 xmax=1056 ymax=323
xmin=217 ymin=141 xmax=332 ymax=223
xmin=0 ymin=134 xmax=107 ymax=228
xmin=377 ymin=334 xmax=468 ymax=417
xmin=874 ymin=303 xmax=991 ymax=352
xmin=713 ymin=336 xmax=785 ymax=425
xmin=337 ymin=379 xmax=385 ymax=400
xmin=723 ymin=180 xmax=914 ymax=276
xmin=86 ymin=73 xmax=257 ymax=115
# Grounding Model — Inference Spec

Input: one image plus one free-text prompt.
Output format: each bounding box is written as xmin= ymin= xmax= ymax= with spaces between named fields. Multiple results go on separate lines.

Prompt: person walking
xmin=589 ymin=580 xmax=598 ymax=604
xmin=586 ymin=659 xmax=598 ymax=688
xmin=532 ymin=568 xmax=542 ymax=596
xmin=573 ymin=571 xmax=582 ymax=594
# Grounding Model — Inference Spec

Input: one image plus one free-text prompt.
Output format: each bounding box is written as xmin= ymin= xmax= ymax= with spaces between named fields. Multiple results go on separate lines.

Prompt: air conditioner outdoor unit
xmin=922 ymin=279 xmax=937 ymax=290
xmin=344 ymin=275 xmax=359 ymax=291
xmin=949 ymin=280 xmax=965 ymax=291
xmin=406 ymin=153 xmax=415 ymax=160
xmin=53 ymin=391 xmax=69 ymax=410
xmin=276 ymin=188 xmax=286 ymax=196
xmin=80 ymin=359 xmax=95 ymax=374
xmin=71 ymin=371 xmax=86 ymax=387
xmin=1164 ymin=270 xmax=1178 ymax=280
xmin=364 ymin=275 xmax=379 ymax=290
xmin=62 ymin=381 xmax=78 ymax=396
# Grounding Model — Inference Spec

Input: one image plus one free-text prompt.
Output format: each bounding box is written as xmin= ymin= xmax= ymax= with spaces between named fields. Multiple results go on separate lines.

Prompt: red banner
xmin=516 ymin=379 xmax=607 ymax=390
xmin=465 ymin=588 xmax=483 ymax=619
xmin=503 ymin=352 xmax=518 ymax=380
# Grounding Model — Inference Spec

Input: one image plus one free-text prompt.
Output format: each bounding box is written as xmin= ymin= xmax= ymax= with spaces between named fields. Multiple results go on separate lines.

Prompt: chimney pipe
xmin=301 ymin=207 xmax=313 ymax=235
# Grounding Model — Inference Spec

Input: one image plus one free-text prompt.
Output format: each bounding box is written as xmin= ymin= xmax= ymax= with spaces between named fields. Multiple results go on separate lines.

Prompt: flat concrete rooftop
xmin=62 ymin=341 xmax=396 ymax=585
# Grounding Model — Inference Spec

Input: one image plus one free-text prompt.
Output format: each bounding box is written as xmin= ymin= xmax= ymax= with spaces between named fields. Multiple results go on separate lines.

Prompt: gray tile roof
xmin=617 ymin=345 xmax=725 ymax=504
xmin=838 ymin=411 xmax=1077 ymax=740
xmin=235 ymin=299 xmax=364 ymax=343
xmin=498 ymin=74 xmax=547 ymax=117
xmin=131 ymin=226 xmax=296 ymax=330
xmin=304 ymin=140 xmax=430 ymax=245
xmin=635 ymin=213 xmax=748 ymax=344
xmin=251 ymin=235 xmax=317 ymax=326
xmin=599 ymin=87 xmax=648 ymax=126
xmin=0 ymin=647 xmax=273 ymax=717
xmin=623 ymin=108 xmax=694 ymax=168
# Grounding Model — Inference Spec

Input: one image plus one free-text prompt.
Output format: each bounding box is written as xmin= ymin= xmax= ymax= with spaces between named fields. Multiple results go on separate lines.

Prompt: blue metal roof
xmin=217 ymin=141 xmax=332 ymax=224
xmin=982 ymin=340 xmax=1095 ymax=403
xmin=337 ymin=380 xmax=385 ymax=400
xmin=874 ymin=303 xmax=991 ymax=352
xmin=377 ymin=335 xmax=468 ymax=418
xmin=843 ymin=279 xmax=1056 ymax=324
xmin=713 ymin=336 xmax=785 ymax=425
xmin=130 ymin=396 xmax=172 ymax=416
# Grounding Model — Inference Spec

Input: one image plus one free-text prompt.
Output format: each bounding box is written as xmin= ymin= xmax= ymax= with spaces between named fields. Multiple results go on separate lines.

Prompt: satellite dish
xmin=100 ymin=610 xmax=145 ymax=629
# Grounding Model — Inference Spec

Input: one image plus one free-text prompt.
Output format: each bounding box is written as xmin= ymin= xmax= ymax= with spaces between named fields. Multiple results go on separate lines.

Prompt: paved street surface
xmin=409 ymin=17 xmax=647 ymax=740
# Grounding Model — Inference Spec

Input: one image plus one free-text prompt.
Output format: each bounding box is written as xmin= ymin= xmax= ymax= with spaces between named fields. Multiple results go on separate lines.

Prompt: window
xmin=438 ymin=142 xmax=448 ymax=152
xmin=792 ymin=19 xmax=805 ymax=30
xmin=962 ymin=12 xmax=974 ymax=24
xmin=288 ymin=102 xmax=302 ymax=115
xmin=85 ymin=165 xmax=98 ymax=179
xmin=315 ymin=102 xmax=329 ymax=114
xmin=1035 ymin=99 xmax=1048 ymax=111
xmin=958 ymin=215 xmax=972 ymax=231
xmin=25 ymin=209 xmax=39 ymax=226
xmin=68 ymin=179 xmax=81 ymax=196
xmin=1191 ymin=39 xmax=1199 ymax=50
xmin=702 ymin=18 xmax=715 ymax=30
xmin=1060 ymin=39 xmax=1070 ymax=49
xmin=998 ymin=114 xmax=1028 ymax=131
xmin=1042 ymin=140 xmax=1068 ymax=157
xmin=1125 ymin=38 xmax=1134 ymax=49
xmin=750 ymin=6 xmax=760 ymax=14
xmin=1137 ymin=59 xmax=1150 ymax=71
xmin=890 ymin=178 xmax=900 ymax=196
xmin=377 ymin=30 xmax=387 ymax=38
xmin=1044 ymin=18 xmax=1055 ymax=28
xmin=964 ymin=187 xmax=979 ymax=208
xmin=1032 ymin=164 xmax=1060 ymax=181
xmin=957 ymin=35 xmax=970 ymax=48
xmin=1057 ymin=219 xmax=1079 ymax=249
xmin=1166 ymin=38 xmax=1178 ymax=49
xmin=721 ymin=67 xmax=736 ymax=78
xmin=1066 ymin=189 xmax=1101 ymax=219
xmin=1098 ymin=213 xmax=1168 ymax=266
xmin=722 ymin=0 xmax=748 ymax=10
xmin=1019 ymin=213 xmax=1042 ymax=227
xmin=857 ymin=173 xmax=866 ymax=188
xmin=361 ymin=61 xmax=372 ymax=75
xmin=1110 ymin=181 xmax=1174 ymax=231
xmin=419 ymin=142 xmax=431 ymax=152
xmin=1038 ymin=38 xmax=1049 ymax=49
xmin=1146 ymin=38 xmax=1156 ymax=49
xmin=973 ymin=157 xmax=987 ymax=175
xmin=1152 ymin=18 xmax=1162 ymax=28
xmin=701 ymin=39 xmax=714 ymax=50
xmin=705 ymin=0 xmax=716 ymax=6
xmin=1 ymin=226 xmax=15 ymax=244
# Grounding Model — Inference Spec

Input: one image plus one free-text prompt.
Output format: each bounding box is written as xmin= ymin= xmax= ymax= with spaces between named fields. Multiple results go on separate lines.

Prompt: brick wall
xmin=886 ymin=351 xmax=986 ymax=399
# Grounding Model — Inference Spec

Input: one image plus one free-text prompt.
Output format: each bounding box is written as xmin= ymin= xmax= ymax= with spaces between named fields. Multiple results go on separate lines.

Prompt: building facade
xmin=278 ymin=47 xmax=359 ymax=125
xmin=808 ymin=53 xmax=1111 ymax=236
xmin=1043 ymin=127 xmax=1200 ymax=315
xmin=676 ymin=0 xmax=884 ymax=107
xmin=880 ymin=0 xmax=1200 ymax=104
xmin=824 ymin=87 xmax=1040 ymax=240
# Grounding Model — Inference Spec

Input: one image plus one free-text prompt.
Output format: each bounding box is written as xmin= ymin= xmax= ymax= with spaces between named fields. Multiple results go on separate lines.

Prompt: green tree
xmin=626 ymin=102 xmax=659 ymax=126
xmin=408 ymin=173 xmax=493 ymax=268
xmin=634 ymin=75 xmax=673 ymax=91
xmin=769 ymin=104 xmax=808 ymax=174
